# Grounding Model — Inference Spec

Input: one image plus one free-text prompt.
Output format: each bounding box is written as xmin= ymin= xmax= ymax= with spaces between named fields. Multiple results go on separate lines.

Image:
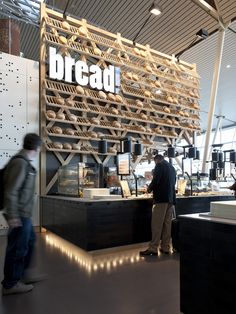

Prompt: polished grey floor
xmin=0 ymin=232 xmax=180 ymax=314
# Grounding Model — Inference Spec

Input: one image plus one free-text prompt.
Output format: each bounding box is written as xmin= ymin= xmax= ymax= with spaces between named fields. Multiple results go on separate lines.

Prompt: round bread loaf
xmin=165 ymin=59 xmax=171 ymax=66
xmin=107 ymin=93 xmax=116 ymax=101
xmin=134 ymin=47 xmax=140 ymax=55
xmin=63 ymin=143 xmax=72 ymax=150
xmin=98 ymin=91 xmax=107 ymax=100
xmin=155 ymin=128 xmax=162 ymax=134
xmin=88 ymin=131 xmax=98 ymax=138
xmin=144 ymin=90 xmax=151 ymax=97
xmin=108 ymin=147 xmax=117 ymax=154
xmin=145 ymin=65 xmax=152 ymax=72
xmin=139 ymin=125 xmax=146 ymax=132
xmin=125 ymin=72 xmax=133 ymax=80
xmin=94 ymin=47 xmax=102 ymax=56
xmin=91 ymin=118 xmax=100 ymax=125
xmin=53 ymin=142 xmax=63 ymax=149
xmin=46 ymin=110 xmax=56 ymax=119
xmin=56 ymin=97 xmax=65 ymax=105
xmin=146 ymin=127 xmax=152 ymax=133
xmin=189 ymin=91 xmax=195 ymax=97
xmin=52 ymin=126 xmax=63 ymax=134
xmin=165 ymin=118 xmax=173 ymax=125
xmin=140 ymin=50 xmax=147 ymax=58
xmin=78 ymin=26 xmax=87 ymax=36
xmin=163 ymin=106 xmax=170 ymax=113
xmin=167 ymin=96 xmax=173 ymax=103
xmin=62 ymin=21 xmax=70 ymax=30
xmin=72 ymin=143 xmax=80 ymax=150
xmin=115 ymin=94 xmax=123 ymax=103
xmin=173 ymin=98 xmax=178 ymax=104
xmin=193 ymin=103 xmax=199 ymax=110
xmin=171 ymin=131 xmax=178 ymax=137
xmin=56 ymin=112 xmax=65 ymax=120
xmin=68 ymin=114 xmax=77 ymax=122
xmin=65 ymin=99 xmax=75 ymax=107
xmin=155 ymin=80 xmax=161 ymax=88
xmin=65 ymin=128 xmax=75 ymax=135
xmin=140 ymin=113 xmax=147 ymax=120
xmin=172 ymin=120 xmax=179 ymax=126
xmin=135 ymin=100 xmax=143 ymax=108
xmin=97 ymin=132 xmax=104 ymax=138
xmin=179 ymin=110 xmax=184 ymax=116
xmin=111 ymin=107 xmax=118 ymax=115
xmin=112 ymin=121 xmax=121 ymax=128
xmin=132 ymin=73 xmax=139 ymax=81
xmin=59 ymin=36 xmax=67 ymax=45
xmin=76 ymin=85 xmax=85 ymax=95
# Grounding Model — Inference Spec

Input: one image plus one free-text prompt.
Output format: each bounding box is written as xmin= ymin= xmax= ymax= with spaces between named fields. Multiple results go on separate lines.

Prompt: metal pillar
xmin=207 ymin=115 xmax=223 ymax=160
xmin=201 ymin=28 xmax=225 ymax=173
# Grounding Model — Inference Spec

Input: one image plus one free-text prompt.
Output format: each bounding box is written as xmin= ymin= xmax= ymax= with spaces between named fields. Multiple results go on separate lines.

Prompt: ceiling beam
xmin=190 ymin=0 xmax=220 ymax=23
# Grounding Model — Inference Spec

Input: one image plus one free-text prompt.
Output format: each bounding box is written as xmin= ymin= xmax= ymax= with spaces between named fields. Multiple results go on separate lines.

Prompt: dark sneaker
xmin=139 ymin=249 xmax=158 ymax=256
xmin=22 ymin=274 xmax=47 ymax=284
xmin=159 ymin=248 xmax=171 ymax=255
xmin=2 ymin=282 xmax=33 ymax=296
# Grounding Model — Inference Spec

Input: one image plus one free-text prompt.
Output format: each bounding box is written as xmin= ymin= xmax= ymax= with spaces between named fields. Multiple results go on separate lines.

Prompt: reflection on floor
xmin=0 ymin=232 xmax=180 ymax=314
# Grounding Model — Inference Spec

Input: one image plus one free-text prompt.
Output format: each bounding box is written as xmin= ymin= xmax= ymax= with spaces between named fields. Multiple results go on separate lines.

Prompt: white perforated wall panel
xmin=0 ymin=52 xmax=39 ymax=230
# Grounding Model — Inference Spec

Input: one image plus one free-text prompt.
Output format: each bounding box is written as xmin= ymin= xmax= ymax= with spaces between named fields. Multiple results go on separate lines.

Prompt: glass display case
xmin=58 ymin=163 xmax=99 ymax=196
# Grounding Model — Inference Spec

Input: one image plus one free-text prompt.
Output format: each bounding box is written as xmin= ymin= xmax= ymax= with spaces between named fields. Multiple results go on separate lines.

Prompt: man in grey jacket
xmin=1 ymin=133 xmax=41 ymax=295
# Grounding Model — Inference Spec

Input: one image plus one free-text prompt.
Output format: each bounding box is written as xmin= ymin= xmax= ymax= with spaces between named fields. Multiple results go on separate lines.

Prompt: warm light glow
xmin=226 ymin=65 xmax=231 ymax=68
xmin=45 ymin=233 xmax=144 ymax=274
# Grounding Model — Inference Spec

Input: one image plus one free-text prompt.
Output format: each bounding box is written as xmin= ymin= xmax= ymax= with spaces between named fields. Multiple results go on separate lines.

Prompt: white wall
xmin=0 ymin=52 xmax=39 ymax=230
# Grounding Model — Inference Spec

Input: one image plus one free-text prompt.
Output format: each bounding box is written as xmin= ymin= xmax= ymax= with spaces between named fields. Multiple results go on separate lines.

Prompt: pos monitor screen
xmin=117 ymin=153 xmax=130 ymax=175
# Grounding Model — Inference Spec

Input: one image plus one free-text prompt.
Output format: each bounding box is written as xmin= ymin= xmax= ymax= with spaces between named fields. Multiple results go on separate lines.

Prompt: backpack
xmin=0 ymin=156 xmax=29 ymax=210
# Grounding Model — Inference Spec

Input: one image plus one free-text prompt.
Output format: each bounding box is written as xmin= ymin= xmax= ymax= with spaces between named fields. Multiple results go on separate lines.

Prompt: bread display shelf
xmin=45 ymin=129 xmax=121 ymax=143
xmin=44 ymin=16 xmax=199 ymax=81
xmin=45 ymin=143 xmax=116 ymax=156
xmin=45 ymin=96 xmax=89 ymax=112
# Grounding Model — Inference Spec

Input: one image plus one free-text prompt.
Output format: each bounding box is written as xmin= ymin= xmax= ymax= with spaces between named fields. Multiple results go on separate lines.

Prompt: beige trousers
xmin=149 ymin=203 xmax=174 ymax=252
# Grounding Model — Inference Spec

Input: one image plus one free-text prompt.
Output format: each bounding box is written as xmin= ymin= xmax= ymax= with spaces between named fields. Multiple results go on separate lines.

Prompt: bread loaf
xmin=65 ymin=128 xmax=75 ymax=135
xmin=91 ymin=117 xmax=100 ymax=125
xmin=59 ymin=36 xmax=67 ymax=45
xmin=52 ymin=126 xmax=63 ymax=134
xmin=184 ymin=112 xmax=190 ymax=117
xmin=78 ymin=26 xmax=87 ymax=36
xmin=107 ymin=93 xmax=116 ymax=101
xmin=56 ymin=112 xmax=65 ymax=120
xmin=140 ymin=50 xmax=147 ymax=58
xmin=111 ymin=107 xmax=119 ymax=115
xmin=140 ymin=113 xmax=147 ymax=120
xmin=163 ymin=106 xmax=171 ymax=113
xmin=165 ymin=59 xmax=171 ymax=66
xmin=146 ymin=127 xmax=152 ymax=133
xmin=170 ymin=131 xmax=178 ymax=137
xmin=62 ymin=21 xmax=70 ymax=30
xmin=155 ymin=128 xmax=162 ymax=134
xmin=88 ymin=131 xmax=98 ymax=138
xmin=98 ymin=91 xmax=107 ymax=100
xmin=115 ymin=94 xmax=123 ymax=103
xmin=134 ymin=47 xmax=140 ymax=55
xmin=173 ymin=98 xmax=178 ymax=104
xmin=94 ymin=47 xmax=102 ymax=56
xmin=65 ymin=99 xmax=75 ymax=107
xmin=135 ymin=100 xmax=143 ymax=108
xmin=132 ymin=74 xmax=139 ymax=81
xmin=167 ymin=96 xmax=174 ymax=103
xmin=53 ymin=142 xmax=63 ymax=149
xmin=155 ymin=80 xmax=161 ymax=88
xmin=125 ymin=72 xmax=133 ymax=80
xmin=139 ymin=125 xmax=146 ymax=132
xmin=63 ymin=143 xmax=72 ymax=150
xmin=189 ymin=91 xmax=195 ymax=97
xmin=165 ymin=118 xmax=173 ymax=125
xmin=179 ymin=110 xmax=184 ymax=116
xmin=72 ymin=143 xmax=80 ymax=150
xmin=144 ymin=90 xmax=151 ymax=97
xmin=68 ymin=114 xmax=77 ymax=122
xmin=76 ymin=85 xmax=85 ymax=95
xmin=193 ymin=103 xmax=199 ymax=110
xmin=108 ymin=147 xmax=117 ymax=154
xmin=145 ymin=65 xmax=152 ymax=72
xmin=112 ymin=121 xmax=121 ymax=128
xmin=56 ymin=97 xmax=65 ymax=105
xmin=46 ymin=110 xmax=56 ymax=119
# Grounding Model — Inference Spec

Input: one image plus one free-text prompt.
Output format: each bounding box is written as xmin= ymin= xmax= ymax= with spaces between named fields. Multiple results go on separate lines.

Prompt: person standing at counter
xmin=140 ymin=154 xmax=176 ymax=256
xmin=1 ymin=133 xmax=41 ymax=295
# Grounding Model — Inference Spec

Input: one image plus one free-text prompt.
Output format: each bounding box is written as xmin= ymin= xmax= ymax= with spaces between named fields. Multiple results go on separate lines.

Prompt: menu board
xmin=117 ymin=153 xmax=130 ymax=175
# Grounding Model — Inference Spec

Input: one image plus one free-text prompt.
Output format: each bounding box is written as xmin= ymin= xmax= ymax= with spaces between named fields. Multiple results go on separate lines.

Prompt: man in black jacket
xmin=140 ymin=154 xmax=176 ymax=256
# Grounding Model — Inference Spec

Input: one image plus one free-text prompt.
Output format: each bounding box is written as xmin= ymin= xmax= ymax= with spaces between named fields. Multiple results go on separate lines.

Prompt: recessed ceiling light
xmin=226 ymin=64 xmax=231 ymax=68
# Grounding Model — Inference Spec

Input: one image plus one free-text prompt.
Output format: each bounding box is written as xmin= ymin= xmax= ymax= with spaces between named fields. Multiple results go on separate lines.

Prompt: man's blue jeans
xmin=1 ymin=217 xmax=35 ymax=288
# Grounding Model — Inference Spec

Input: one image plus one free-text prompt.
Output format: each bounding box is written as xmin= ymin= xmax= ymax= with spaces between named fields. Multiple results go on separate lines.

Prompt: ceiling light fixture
xmin=133 ymin=1 xmax=162 ymax=45
xmin=226 ymin=64 xmax=231 ymax=68
xmin=175 ymin=28 xmax=209 ymax=61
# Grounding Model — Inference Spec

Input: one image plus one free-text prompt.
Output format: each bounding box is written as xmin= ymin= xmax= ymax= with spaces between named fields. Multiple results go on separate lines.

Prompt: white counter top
xmin=179 ymin=213 xmax=236 ymax=226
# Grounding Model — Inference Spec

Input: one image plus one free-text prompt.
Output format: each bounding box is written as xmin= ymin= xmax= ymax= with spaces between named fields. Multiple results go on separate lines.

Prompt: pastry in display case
xmin=58 ymin=162 xmax=99 ymax=196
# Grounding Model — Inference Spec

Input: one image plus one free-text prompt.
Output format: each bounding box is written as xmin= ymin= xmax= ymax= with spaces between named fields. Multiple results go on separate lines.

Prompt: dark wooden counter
xmin=179 ymin=214 xmax=236 ymax=314
xmin=41 ymin=194 xmax=234 ymax=251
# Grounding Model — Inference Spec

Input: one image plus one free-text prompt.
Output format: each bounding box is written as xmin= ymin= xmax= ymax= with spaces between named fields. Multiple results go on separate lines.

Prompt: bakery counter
xmin=40 ymin=194 xmax=234 ymax=251
xmin=179 ymin=213 xmax=236 ymax=314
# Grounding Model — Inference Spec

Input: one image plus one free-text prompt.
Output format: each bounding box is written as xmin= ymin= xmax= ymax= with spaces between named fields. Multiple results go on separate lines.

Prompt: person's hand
xmin=7 ymin=218 xmax=22 ymax=228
